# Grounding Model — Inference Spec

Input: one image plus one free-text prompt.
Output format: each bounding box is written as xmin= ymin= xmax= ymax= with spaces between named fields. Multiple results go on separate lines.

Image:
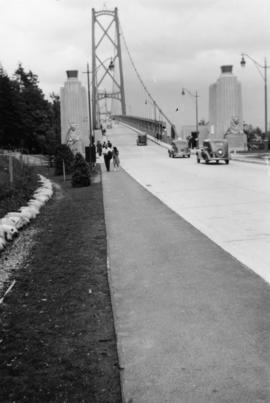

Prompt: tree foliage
xmin=71 ymin=153 xmax=91 ymax=187
xmin=0 ymin=63 xmax=61 ymax=154
xmin=243 ymin=123 xmax=266 ymax=150
xmin=54 ymin=144 xmax=75 ymax=176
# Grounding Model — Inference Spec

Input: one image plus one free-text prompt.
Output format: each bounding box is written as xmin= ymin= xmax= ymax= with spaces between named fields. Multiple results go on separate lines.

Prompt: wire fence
xmin=0 ymin=151 xmax=50 ymax=186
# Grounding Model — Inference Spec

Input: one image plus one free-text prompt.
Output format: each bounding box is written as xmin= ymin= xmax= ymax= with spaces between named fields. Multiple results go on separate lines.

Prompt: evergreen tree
xmin=14 ymin=64 xmax=52 ymax=153
xmin=0 ymin=67 xmax=23 ymax=149
xmin=71 ymin=153 xmax=91 ymax=187
xmin=0 ymin=63 xmax=61 ymax=154
xmin=54 ymin=144 xmax=74 ymax=176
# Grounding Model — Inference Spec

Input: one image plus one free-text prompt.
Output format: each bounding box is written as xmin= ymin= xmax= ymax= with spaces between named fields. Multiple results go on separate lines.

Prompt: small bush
xmin=71 ymin=153 xmax=91 ymax=187
xmin=54 ymin=144 xmax=74 ymax=176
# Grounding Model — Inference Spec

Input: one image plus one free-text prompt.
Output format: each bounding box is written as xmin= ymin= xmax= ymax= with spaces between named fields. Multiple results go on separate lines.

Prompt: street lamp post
xmin=86 ymin=62 xmax=93 ymax=169
xmin=93 ymin=57 xmax=115 ymax=127
xmin=240 ymin=53 xmax=270 ymax=150
xmin=182 ymin=88 xmax=199 ymax=145
xmin=84 ymin=58 xmax=115 ymax=168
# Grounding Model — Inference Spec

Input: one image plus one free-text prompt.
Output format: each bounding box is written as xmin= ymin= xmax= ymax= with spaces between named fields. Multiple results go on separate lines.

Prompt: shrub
xmin=54 ymin=144 xmax=74 ymax=176
xmin=71 ymin=153 xmax=91 ymax=187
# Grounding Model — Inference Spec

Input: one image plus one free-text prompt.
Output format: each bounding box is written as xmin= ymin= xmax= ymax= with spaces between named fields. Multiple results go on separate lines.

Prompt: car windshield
xmin=212 ymin=141 xmax=225 ymax=147
xmin=174 ymin=141 xmax=187 ymax=147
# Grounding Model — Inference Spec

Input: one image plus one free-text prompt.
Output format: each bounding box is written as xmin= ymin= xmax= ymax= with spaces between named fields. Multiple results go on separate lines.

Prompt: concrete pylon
xmin=60 ymin=70 xmax=89 ymax=156
xmin=209 ymin=65 xmax=247 ymax=150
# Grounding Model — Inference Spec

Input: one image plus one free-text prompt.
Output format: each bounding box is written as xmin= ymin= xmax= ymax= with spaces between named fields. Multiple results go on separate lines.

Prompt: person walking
xmin=112 ymin=146 xmax=120 ymax=170
xmin=91 ymin=142 xmax=96 ymax=168
xmin=96 ymin=140 xmax=102 ymax=157
xmin=107 ymin=142 xmax=113 ymax=171
xmin=103 ymin=143 xmax=112 ymax=172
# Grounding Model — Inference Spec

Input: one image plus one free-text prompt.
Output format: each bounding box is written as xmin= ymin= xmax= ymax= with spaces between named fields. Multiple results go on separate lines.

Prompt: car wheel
xmin=225 ymin=159 xmax=229 ymax=164
xmin=188 ymin=154 xmax=191 ymax=158
xmin=216 ymin=160 xmax=219 ymax=164
xmin=197 ymin=157 xmax=200 ymax=163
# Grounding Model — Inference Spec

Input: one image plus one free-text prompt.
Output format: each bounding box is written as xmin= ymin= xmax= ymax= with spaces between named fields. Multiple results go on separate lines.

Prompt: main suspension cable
xmin=120 ymin=25 xmax=175 ymax=128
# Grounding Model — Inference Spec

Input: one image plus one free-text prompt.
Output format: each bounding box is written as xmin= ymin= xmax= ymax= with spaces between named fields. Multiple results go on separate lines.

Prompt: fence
xmin=0 ymin=151 xmax=50 ymax=185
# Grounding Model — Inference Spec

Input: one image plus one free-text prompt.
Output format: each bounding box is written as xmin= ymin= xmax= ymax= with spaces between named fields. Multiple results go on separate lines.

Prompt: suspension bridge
xmin=91 ymin=7 xmax=270 ymax=403
xmin=91 ymin=7 xmax=179 ymax=143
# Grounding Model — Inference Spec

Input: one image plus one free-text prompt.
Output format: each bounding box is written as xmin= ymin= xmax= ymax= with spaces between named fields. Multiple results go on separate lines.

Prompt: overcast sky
xmin=0 ymin=0 xmax=269 ymax=132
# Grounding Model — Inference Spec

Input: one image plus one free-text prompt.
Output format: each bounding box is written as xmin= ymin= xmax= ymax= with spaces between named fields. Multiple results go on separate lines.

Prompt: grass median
xmin=0 ymin=165 xmax=122 ymax=402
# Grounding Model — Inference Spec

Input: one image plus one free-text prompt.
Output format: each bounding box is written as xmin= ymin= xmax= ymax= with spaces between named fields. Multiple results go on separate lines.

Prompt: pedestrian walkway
xmin=231 ymin=151 xmax=270 ymax=165
xmin=102 ymin=164 xmax=270 ymax=403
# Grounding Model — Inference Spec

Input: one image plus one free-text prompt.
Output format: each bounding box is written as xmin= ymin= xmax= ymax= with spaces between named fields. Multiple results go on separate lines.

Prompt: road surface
xmin=105 ymin=124 xmax=270 ymax=285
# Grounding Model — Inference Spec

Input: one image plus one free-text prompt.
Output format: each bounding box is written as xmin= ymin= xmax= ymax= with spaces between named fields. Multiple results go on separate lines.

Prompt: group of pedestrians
xmin=96 ymin=140 xmax=120 ymax=172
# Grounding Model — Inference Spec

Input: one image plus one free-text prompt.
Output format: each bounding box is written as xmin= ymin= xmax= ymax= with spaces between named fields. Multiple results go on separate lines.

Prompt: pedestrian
xmin=112 ymin=146 xmax=120 ymax=170
xmin=96 ymin=140 xmax=102 ymax=157
xmin=91 ymin=142 xmax=96 ymax=168
xmin=103 ymin=143 xmax=112 ymax=172
xmin=107 ymin=142 xmax=113 ymax=169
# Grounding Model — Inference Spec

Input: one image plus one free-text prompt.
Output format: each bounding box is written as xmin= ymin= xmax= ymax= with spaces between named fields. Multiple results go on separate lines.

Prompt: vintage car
xmin=137 ymin=133 xmax=147 ymax=146
xmin=196 ymin=139 xmax=230 ymax=164
xmin=168 ymin=139 xmax=191 ymax=158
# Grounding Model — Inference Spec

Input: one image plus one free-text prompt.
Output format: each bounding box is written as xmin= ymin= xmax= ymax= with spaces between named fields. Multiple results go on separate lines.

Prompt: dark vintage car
xmin=137 ymin=133 xmax=147 ymax=146
xmin=196 ymin=139 xmax=230 ymax=164
xmin=168 ymin=139 xmax=191 ymax=158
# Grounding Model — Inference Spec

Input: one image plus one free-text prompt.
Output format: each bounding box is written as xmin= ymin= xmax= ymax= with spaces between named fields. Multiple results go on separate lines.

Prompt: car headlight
xmin=217 ymin=148 xmax=224 ymax=156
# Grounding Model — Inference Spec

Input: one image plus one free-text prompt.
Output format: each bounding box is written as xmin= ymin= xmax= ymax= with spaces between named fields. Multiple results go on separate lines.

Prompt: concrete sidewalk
xmin=102 ymin=164 xmax=270 ymax=403
xmin=231 ymin=152 xmax=270 ymax=165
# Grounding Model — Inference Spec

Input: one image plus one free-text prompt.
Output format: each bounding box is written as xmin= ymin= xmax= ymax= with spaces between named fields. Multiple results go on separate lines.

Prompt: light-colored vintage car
xmin=168 ymin=139 xmax=191 ymax=158
xmin=196 ymin=139 xmax=230 ymax=164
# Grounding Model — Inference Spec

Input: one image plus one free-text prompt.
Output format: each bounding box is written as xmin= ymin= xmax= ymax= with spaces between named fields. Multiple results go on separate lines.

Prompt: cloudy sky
xmin=0 ymin=0 xmax=269 ymax=132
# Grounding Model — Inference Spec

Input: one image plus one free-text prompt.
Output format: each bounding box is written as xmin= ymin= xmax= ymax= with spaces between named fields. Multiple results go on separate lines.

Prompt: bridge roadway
xmin=100 ymin=124 xmax=270 ymax=402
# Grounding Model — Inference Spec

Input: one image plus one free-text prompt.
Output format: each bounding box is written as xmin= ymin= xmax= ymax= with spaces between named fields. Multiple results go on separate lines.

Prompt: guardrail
xmin=114 ymin=115 xmax=173 ymax=144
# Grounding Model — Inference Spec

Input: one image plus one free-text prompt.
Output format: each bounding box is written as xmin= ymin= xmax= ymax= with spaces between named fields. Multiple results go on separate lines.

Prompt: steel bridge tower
xmin=92 ymin=7 xmax=126 ymax=129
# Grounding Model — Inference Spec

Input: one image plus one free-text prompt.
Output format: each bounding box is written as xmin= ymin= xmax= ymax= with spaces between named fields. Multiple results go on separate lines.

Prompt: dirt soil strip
xmin=0 ymin=167 xmax=122 ymax=403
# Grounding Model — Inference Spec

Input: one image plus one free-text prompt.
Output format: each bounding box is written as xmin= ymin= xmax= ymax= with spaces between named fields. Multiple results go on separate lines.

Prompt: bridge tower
xmin=92 ymin=7 xmax=126 ymax=129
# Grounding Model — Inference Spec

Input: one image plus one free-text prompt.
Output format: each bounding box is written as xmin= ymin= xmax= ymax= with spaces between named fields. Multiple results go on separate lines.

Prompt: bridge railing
xmin=113 ymin=115 xmax=172 ymax=144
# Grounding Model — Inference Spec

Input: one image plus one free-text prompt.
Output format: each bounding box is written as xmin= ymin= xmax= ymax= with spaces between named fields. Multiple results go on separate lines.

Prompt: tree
xmin=54 ymin=144 xmax=74 ymax=176
xmin=47 ymin=93 xmax=61 ymax=155
xmin=243 ymin=124 xmax=264 ymax=150
xmin=71 ymin=153 xmax=91 ymax=187
xmin=14 ymin=64 xmax=52 ymax=153
xmin=0 ymin=63 xmax=61 ymax=154
xmin=0 ymin=67 xmax=23 ymax=149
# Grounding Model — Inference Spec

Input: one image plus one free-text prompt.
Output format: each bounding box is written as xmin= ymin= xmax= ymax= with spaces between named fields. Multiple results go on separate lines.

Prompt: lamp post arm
xmin=96 ymin=55 xmax=120 ymax=90
xmin=182 ymin=87 xmax=199 ymax=137
xmin=182 ymin=87 xmax=197 ymax=98
xmin=241 ymin=53 xmax=269 ymax=81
